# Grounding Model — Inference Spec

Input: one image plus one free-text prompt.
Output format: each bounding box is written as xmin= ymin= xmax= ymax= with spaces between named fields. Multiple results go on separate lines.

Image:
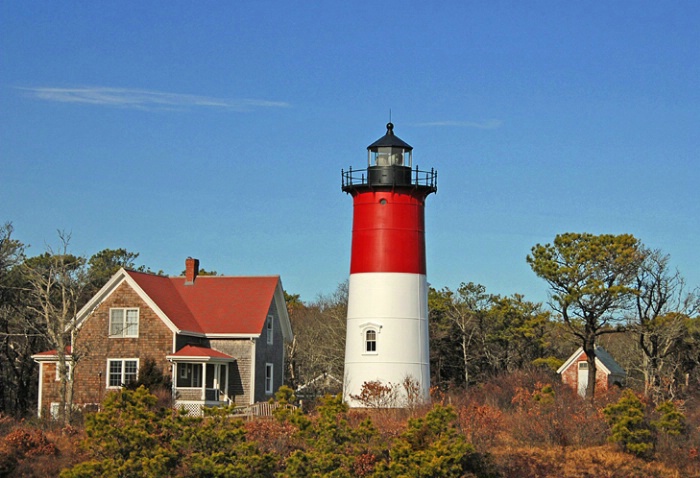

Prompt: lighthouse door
xmin=578 ymin=362 xmax=588 ymax=397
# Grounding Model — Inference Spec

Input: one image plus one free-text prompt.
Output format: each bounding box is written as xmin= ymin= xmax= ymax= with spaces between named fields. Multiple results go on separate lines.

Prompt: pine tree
xmin=603 ymin=390 xmax=655 ymax=459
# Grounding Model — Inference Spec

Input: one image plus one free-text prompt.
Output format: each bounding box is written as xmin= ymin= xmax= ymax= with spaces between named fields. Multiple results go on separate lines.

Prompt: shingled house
xmin=557 ymin=346 xmax=626 ymax=397
xmin=32 ymin=258 xmax=292 ymax=417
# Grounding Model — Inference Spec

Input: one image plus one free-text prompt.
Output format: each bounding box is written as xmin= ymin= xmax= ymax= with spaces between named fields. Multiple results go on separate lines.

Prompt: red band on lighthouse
xmin=350 ymin=190 xmax=429 ymax=275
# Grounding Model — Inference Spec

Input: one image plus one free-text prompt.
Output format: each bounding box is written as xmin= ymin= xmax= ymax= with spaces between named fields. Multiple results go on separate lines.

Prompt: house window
xmin=365 ymin=329 xmax=377 ymax=353
xmin=266 ymin=315 xmax=274 ymax=345
xmin=579 ymin=362 xmax=588 ymax=370
xmin=109 ymin=308 xmax=139 ymax=337
xmin=107 ymin=359 xmax=139 ymax=388
xmin=265 ymin=363 xmax=273 ymax=394
xmin=176 ymin=364 xmax=202 ymax=388
xmin=55 ymin=362 xmax=72 ymax=381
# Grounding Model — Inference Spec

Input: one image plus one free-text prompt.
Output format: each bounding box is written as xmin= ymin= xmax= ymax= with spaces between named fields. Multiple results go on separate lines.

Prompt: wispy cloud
xmin=414 ymin=119 xmax=502 ymax=129
xmin=17 ymin=86 xmax=290 ymax=111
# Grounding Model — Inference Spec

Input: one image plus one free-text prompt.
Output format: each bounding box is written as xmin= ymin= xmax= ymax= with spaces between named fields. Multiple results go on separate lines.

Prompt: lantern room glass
xmin=368 ymin=147 xmax=412 ymax=168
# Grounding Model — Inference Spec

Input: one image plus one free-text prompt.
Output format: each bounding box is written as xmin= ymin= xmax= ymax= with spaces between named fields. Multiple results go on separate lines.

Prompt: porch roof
xmin=31 ymin=346 xmax=72 ymax=362
xmin=166 ymin=345 xmax=234 ymax=363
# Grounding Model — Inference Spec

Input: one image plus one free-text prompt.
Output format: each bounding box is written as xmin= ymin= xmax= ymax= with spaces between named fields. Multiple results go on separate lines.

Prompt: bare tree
xmin=633 ymin=247 xmax=699 ymax=401
xmin=23 ymin=232 xmax=87 ymax=424
xmin=286 ymin=282 xmax=347 ymax=397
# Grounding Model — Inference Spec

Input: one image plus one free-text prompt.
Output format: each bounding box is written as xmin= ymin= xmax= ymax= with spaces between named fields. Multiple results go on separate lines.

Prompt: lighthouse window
xmin=365 ymin=330 xmax=377 ymax=353
xmin=379 ymin=198 xmax=387 ymax=205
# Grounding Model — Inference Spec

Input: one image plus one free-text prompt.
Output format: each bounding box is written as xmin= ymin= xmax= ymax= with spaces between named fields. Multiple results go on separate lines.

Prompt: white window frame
xmin=359 ymin=322 xmax=382 ymax=355
xmin=365 ymin=329 xmax=377 ymax=353
xmin=107 ymin=358 xmax=139 ymax=388
xmin=266 ymin=315 xmax=274 ymax=345
xmin=265 ymin=363 xmax=273 ymax=394
xmin=109 ymin=308 xmax=140 ymax=338
xmin=55 ymin=362 xmax=72 ymax=381
xmin=50 ymin=402 xmax=60 ymax=419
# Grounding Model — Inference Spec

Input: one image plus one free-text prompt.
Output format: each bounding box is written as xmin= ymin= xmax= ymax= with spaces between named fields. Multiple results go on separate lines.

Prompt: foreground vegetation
xmin=1 ymin=371 xmax=698 ymax=477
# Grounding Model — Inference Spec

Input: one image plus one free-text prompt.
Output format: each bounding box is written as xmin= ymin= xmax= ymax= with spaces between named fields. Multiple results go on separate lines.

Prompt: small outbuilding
xmin=557 ymin=346 xmax=626 ymax=397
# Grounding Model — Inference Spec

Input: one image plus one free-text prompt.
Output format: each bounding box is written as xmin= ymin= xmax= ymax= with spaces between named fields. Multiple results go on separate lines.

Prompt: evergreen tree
xmin=603 ymin=390 xmax=655 ymax=459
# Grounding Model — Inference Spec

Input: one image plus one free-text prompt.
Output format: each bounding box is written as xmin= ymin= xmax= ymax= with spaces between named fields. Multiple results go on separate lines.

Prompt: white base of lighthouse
xmin=343 ymin=272 xmax=430 ymax=407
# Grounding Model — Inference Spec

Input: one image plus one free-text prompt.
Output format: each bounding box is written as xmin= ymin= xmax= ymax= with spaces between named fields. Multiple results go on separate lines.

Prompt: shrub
xmin=653 ymin=400 xmax=685 ymax=436
xmin=0 ymin=426 xmax=58 ymax=477
xmin=603 ymin=390 xmax=655 ymax=459
xmin=350 ymin=380 xmax=399 ymax=408
xmin=375 ymin=405 xmax=498 ymax=478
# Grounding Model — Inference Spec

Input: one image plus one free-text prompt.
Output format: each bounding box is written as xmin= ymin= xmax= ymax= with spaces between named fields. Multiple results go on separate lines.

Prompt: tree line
xmin=2 ymin=221 xmax=700 ymax=418
xmin=287 ymin=232 xmax=700 ymax=404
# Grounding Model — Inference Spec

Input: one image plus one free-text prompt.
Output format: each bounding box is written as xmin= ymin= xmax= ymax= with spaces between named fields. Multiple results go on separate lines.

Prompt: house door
xmin=578 ymin=362 xmax=588 ymax=397
xmin=205 ymin=364 xmax=227 ymax=401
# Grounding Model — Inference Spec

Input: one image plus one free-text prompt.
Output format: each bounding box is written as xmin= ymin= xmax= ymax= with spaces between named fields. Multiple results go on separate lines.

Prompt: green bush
xmin=653 ymin=400 xmax=685 ymax=436
xmin=603 ymin=390 xmax=655 ymax=459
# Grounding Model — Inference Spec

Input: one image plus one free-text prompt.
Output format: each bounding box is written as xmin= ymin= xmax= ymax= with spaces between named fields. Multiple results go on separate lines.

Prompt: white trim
xmin=167 ymin=355 xmax=234 ymax=364
xmin=359 ymin=322 xmax=383 ymax=333
xmin=37 ymin=362 xmax=44 ymax=417
xmin=32 ymin=353 xmax=74 ymax=363
xmin=199 ymin=333 xmax=260 ymax=339
xmin=250 ymin=339 xmax=256 ymax=405
xmin=272 ymin=279 xmax=293 ymax=342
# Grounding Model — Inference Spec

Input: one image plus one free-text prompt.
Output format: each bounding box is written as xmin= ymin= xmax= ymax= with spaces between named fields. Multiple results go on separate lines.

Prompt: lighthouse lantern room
xmin=341 ymin=123 xmax=437 ymax=407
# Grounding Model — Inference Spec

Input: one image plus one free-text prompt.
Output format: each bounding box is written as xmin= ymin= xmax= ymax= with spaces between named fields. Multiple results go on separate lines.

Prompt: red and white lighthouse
xmin=341 ymin=123 xmax=437 ymax=407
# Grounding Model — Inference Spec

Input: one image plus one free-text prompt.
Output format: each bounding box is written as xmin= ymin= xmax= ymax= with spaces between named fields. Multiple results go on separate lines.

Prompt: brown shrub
xmin=492 ymin=445 xmax=687 ymax=478
xmin=0 ymin=426 xmax=58 ymax=477
xmin=245 ymin=418 xmax=298 ymax=455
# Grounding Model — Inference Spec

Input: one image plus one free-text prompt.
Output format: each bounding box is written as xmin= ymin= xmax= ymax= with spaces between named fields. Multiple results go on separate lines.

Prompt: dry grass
xmin=491 ymin=445 xmax=694 ymax=478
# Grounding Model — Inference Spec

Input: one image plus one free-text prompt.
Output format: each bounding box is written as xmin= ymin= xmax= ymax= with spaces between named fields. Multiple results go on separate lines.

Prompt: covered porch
xmin=167 ymin=345 xmax=235 ymax=415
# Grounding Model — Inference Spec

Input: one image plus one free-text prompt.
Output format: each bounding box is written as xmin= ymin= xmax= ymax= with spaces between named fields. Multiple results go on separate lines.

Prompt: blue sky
xmin=1 ymin=1 xmax=698 ymax=304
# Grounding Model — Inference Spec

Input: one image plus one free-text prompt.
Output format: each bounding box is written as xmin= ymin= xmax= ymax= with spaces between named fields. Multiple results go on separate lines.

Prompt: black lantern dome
xmin=367 ymin=122 xmax=413 ymax=168
xmin=341 ymin=123 xmax=437 ymax=194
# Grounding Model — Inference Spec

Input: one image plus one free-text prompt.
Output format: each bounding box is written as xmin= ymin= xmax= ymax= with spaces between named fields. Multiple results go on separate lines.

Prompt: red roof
xmin=32 ymin=346 xmax=72 ymax=359
xmin=167 ymin=345 xmax=233 ymax=359
xmin=127 ymin=271 xmax=280 ymax=335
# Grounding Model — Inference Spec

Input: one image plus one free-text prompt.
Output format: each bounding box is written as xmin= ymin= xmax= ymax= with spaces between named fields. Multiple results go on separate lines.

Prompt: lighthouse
xmin=341 ymin=123 xmax=437 ymax=407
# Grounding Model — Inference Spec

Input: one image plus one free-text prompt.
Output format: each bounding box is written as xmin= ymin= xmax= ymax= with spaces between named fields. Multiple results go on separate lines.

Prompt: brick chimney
xmin=185 ymin=257 xmax=199 ymax=285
